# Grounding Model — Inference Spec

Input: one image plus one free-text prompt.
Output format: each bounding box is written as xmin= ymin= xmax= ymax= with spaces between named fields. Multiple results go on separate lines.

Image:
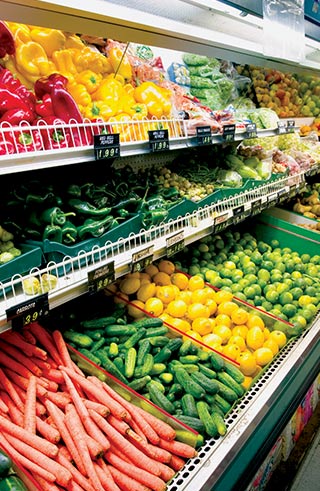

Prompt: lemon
xmin=137 ymin=282 xmax=157 ymax=302
xmin=188 ymin=275 xmax=205 ymax=291
xmin=187 ymin=303 xmax=210 ymax=320
xmin=166 ymin=299 xmax=188 ymax=318
xmin=268 ymin=330 xmax=287 ymax=349
xmin=254 ymin=347 xmax=274 ymax=366
xmin=171 ymin=272 xmax=189 ymax=290
xmin=127 ymin=300 xmax=145 ymax=319
xmin=156 ymin=285 xmax=176 ymax=304
xmin=213 ymin=324 xmax=232 ymax=344
xmin=217 ymin=301 xmax=238 ymax=316
xmin=214 ymin=290 xmax=233 ymax=304
xmin=192 ymin=317 xmax=214 ymax=336
xmin=231 ymin=307 xmax=249 ymax=325
xmin=246 ymin=314 xmax=265 ymax=330
xmin=228 ymin=335 xmax=246 ymax=351
xmin=215 ymin=313 xmax=232 ymax=328
xmin=144 ymin=297 xmax=164 ymax=317
xmin=263 ymin=338 xmax=279 ymax=356
xmin=237 ymin=352 xmax=258 ymax=376
xmin=191 ymin=289 xmax=209 ymax=304
xmin=222 ymin=344 xmax=241 ymax=360
xmin=246 ymin=327 xmax=264 ymax=351
xmin=202 ymin=332 xmax=223 ymax=348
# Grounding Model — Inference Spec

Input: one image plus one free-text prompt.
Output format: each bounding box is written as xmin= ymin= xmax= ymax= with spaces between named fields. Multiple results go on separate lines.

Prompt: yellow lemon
xmin=137 ymin=282 xmax=157 ymax=302
xmin=188 ymin=275 xmax=205 ymax=291
xmin=202 ymin=332 xmax=223 ymax=349
xmin=156 ymin=285 xmax=176 ymax=304
xmin=127 ymin=299 xmax=145 ymax=319
xmin=213 ymin=324 xmax=232 ymax=344
xmin=169 ymin=317 xmax=191 ymax=333
xmin=246 ymin=327 xmax=265 ymax=351
xmin=171 ymin=272 xmax=189 ymax=290
xmin=192 ymin=317 xmax=214 ymax=336
xmin=217 ymin=301 xmax=238 ymax=316
xmin=254 ymin=347 xmax=274 ymax=366
xmin=231 ymin=307 xmax=249 ymax=325
xmin=232 ymin=325 xmax=249 ymax=338
xmin=268 ymin=330 xmax=287 ymax=349
xmin=215 ymin=314 xmax=232 ymax=328
xmin=242 ymin=376 xmax=253 ymax=391
xmin=263 ymin=338 xmax=279 ymax=356
xmin=166 ymin=299 xmax=188 ymax=318
xmin=222 ymin=344 xmax=241 ymax=361
xmin=144 ymin=297 xmax=164 ymax=317
xmin=183 ymin=330 xmax=202 ymax=343
xmin=236 ymin=352 xmax=258 ymax=376
xmin=214 ymin=290 xmax=233 ymax=304
xmin=205 ymin=299 xmax=218 ymax=316
xmin=176 ymin=290 xmax=193 ymax=305
xmin=187 ymin=303 xmax=210 ymax=321
xmin=228 ymin=335 xmax=247 ymax=351
xmin=246 ymin=313 xmax=265 ymax=330
xmin=191 ymin=289 xmax=209 ymax=304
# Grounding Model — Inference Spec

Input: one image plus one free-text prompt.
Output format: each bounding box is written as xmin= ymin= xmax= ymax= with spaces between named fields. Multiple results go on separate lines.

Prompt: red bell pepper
xmin=39 ymin=115 xmax=71 ymax=150
xmin=50 ymin=85 xmax=83 ymax=124
xmin=34 ymin=73 xmax=68 ymax=99
xmin=7 ymin=129 xmax=43 ymax=153
xmin=0 ymin=107 xmax=35 ymax=125
xmin=0 ymin=22 xmax=15 ymax=58
xmin=0 ymin=137 xmax=15 ymax=155
xmin=35 ymin=94 xmax=54 ymax=119
xmin=0 ymin=67 xmax=36 ymax=110
xmin=0 ymin=86 xmax=32 ymax=114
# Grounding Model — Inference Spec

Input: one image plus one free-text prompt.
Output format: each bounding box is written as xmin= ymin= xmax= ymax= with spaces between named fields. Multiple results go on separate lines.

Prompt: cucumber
xmin=80 ymin=316 xmax=118 ymax=329
xmin=78 ymin=348 xmax=101 ymax=366
xmin=0 ymin=449 xmax=12 ymax=478
xmin=104 ymin=324 xmax=137 ymax=337
xmin=91 ymin=338 xmax=105 ymax=353
xmin=199 ymin=365 xmax=217 ymax=379
xmin=191 ymin=371 xmax=219 ymax=394
xmin=153 ymin=347 xmax=172 ymax=364
xmin=158 ymin=372 xmax=173 ymax=384
xmin=0 ymin=475 xmax=28 ymax=491
xmin=123 ymin=328 xmax=147 ymax=349
xmin=211 ymin=411 xmax=227 ymax=436
xmin=166 ymin=383 xmax=183 ymax=402
xmin=144 ymin=326 xmax=169 ymax=337
xmin=147 ymin=381 xmax=175 ymax=413
xmin=140 ymin=353 xmax=154 ymax=376
xmin=128 ymin=375 xmax=151 ymax=391
xmin=96 ymin=349 xmax=128 ymax=384
xmin=176 ymin=414 xmax=205 ymax=433
xmin=124 ymin=347 xmax=137 ymax=378
xmin=179 ymin=355 xmax=200 ymax=364
xmin=174 ymin=367 xmax=205 ymax=400
xmin=224 ymin=362 xmax=245 ymax=385
xmin=213 ymin=394 xmax=232 ymax=414
xmin=166 ymin=337 xmax=183 ymax=352
xmin=150 ymin=363 xmax=167 ymax=375
xmin=217 ymin=372 xmax=245 ymax=398
xmin=197 ymin=349 xmax=210 ymax=362
xmin=133 ymin=318 xmax=164 ymax=329
xmin=169 ymin=361 xmax=199 ymax=374
xmin=209 ymin=402 xmax=225 ymax=418
xmin=181 ymin=393 xmax=198 ymax=418
xmin=148 ymin=379 xmax=165 ymax=393
xmin=136 ymin=338 xmax=151 ymax=366
xmin=196 ymin=401 xmax=218 ymax=437
xmin=216 ymin=380 xmax=239 ymax=403
xmin=179 ymin=339 xmax=192 ymax=356
xmin=113 ymin=356 xmax=125 ymax=373
xmin=83 ymin=329 xmax=104 ymax=340
xmin=210 ymin=351 xmax=225 ymax=372
xmin=108 ymin=342 xmax=119 ymax=358
xmin=63 ymin=331 xmax=93 ymax=348
xmin=148 ymin=336 xmax=169 ymax=347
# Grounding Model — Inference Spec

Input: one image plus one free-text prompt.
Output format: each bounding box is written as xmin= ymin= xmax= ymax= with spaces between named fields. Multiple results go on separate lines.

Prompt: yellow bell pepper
xmin=126 ymin=103 xmax=148 ymax=120
xmin=91 ymin=76 xmax=124 ymax=105
xmin=30 ymin=27 xmax=66 ymax=57
xmin=15 ymin=41 xmax=50 ymax=81
xmin=5 ymin=22 xmax=31 ymax=45
xmin=67 ymin=82 xmax=92 ymax=107
xmin=108 ymin=113 xmax=132 ymax=137
xmin=3 ymin=56 xmax=34 ymax=89
xmin=75 ymin=70 xmax=102 ymax=94
xmin=72 ymin=47 xmax=113 ymax=74
xmin=83 ymin=101 xmax=117 ymax=121
xmin=65 ymin=33 xmax=85 ymax=50
xmin=108 ymin=46 xmax=132 ymax=82
xmin=134 ymin=82 xmax=172 ymax=118
xmin=52 ymin=49 xmax=77 ymax=75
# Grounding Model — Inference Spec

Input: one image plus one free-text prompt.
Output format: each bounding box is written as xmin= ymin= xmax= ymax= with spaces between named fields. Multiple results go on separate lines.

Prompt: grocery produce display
xmin=0 ymin=448 xmax=28 ymax=491
xmin=0 ymin=324 xmax=197 ymax=491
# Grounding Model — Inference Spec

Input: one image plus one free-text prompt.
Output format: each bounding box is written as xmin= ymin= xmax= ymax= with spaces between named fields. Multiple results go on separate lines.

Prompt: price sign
xmin=245 ymin=123 xmax=257 ymax=139
xmin=166 ymin=231 xmax=185 ymax=257
xmin=6 ymin=293 xmax=49 ymax=330
xmin=222 ymin=124 xmax=236 ymax=142
xmin=251 ymin=198 xmax=262 ymax=215
xmin=94 ymin=134 xmax=120 ymax=161
xmin=289 ymin=185 xmax=298 ymax=198
xmin=132 ymin=246 xmax=154 ymax=273
xmin=267 ymin=193 xmax=278 ymax=207
xmin=88 ymin=262 xmax=115 ymax=294
xmin=148 ymin=129 xmax=169 ymax=152
xmin=196 ymin=126 xmax=212 ymax=146
xmin=233 ymin=204 xmax=251 ymax=224
xmin=278 ymin=187 xmax=289 ymax=202
xmin=277 ymin=121 xmax=287 ymax=134
xmin=286 ymin=120 xmax=295 ymax=133
xmin=213 ymin=212 xmax=229 ymax=233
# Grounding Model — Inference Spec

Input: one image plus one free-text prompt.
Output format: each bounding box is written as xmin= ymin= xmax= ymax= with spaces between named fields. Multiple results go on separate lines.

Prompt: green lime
xmin=271 ymin=308 xmax=282 ymax=317
xmin=221 ymin=278 xmax=233 ymax=287
xmin=258 ymin=241 xmax=270 ymax=253
xmin=271 ymin=239 xmax=280 ymax=248
xmin=231 ymin=283 xmax=243 ymax=293
xmin=300 ymin=308 xmax=315 ymax=323
xmin=202 ymin=252 xmax=212 ymax=261
xmin=279 ymin=292 xmax=293 ymax=305
xmin=271 ymin=273 xmax=283 ymax=283
xmin=251 ymin=251 xmax=263 ymax=265
xmin=265 ymin=290 xmax=279 ymax=304
xmin=263 ymin=252 xmax=273 ymax=261
xmin=189 ymin=265 xmax=200 ymax=275
xmin=263 ymin=261 xmax=274 ymax=271
xmin=274 ymin=262 xmax=286 ymax=273
xmin=253 ymin=295 xmax=263 ymax=306
xmin=282 ymin=303 xmax=297 ymax=318
xmin=264 ymin=284 xmax=277 ymax=294
xmin=243 ymin=285 xmax=256 ymax=299
xmin=244 ymin=273 xmax=258 ymax=284
xmin=224 ymin=260 xmax=236 ymax=270
xmin=293 ymin=277 xmax=306 ymax=290
xmin=198 ymin=243 xmax=209 ymax=253
xmin=276 ymin=283 xmax=290 ymax=294
xmin=258 ymin=269 xmax=271 ymax=281
xmin=252 ymin=284 xmax=262 ymax=296
xmin=193 ymin=249 xmax=201 ymax=258
xmin=291 ymin=271 xmax=302 ymax=280
xmin=306 ymin=265 xmax=319 ymax=277
xmin=291 ymin=315 xmax=307 ymax=329
xmin=283 ymin=278 xmax=293 ymax=289
xmin=310 ymin=255 xmax=320 ymax=264
xmin=191 ymin=257 xmax=199 ymax=265
xmin=290 ymin=287 xmax=304 ymax=300
xmin=305 ymin=286 xmax=317 ymax=296
xmin=215 ymin=239 xmax=225 ymax=250
xmin=234 ymin=292 xmax=247 ymax=301
xmin=229 ymin=254 xmax=240 ymax=264
xmin=221 ymin=286 xmax=232 ymax=293
xmin=301 ymin=253 xmax=311 ymax=263
xmin=285 ymin=260 xmax=295 ymax=273
xmin=262 ymin=301 xmax=273 ymax=311
xmin=210 ymin=277 xmax=223 ymax=288
xmin=258 ymin=279 xmax=268 ymax=290
xmin=231 ymin=269 xmax=244 ymax=282
xmin=220 ymin=268 xmax=233 ymax=279
xmin=282 ymin=247 xmax=292 ymax=254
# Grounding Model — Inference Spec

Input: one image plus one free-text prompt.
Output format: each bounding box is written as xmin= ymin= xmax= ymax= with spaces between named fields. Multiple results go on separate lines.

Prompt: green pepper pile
xmin=2 ymin=167 xmax=183 ymax=246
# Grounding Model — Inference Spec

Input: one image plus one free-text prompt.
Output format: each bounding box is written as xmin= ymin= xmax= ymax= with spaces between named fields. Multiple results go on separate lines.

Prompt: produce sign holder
xmin=94 ymin=133 xmax=120 ymax=161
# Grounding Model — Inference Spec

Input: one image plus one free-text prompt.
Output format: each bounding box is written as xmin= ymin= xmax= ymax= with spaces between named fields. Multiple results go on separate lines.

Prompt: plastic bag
xmin=216 ymin=169 xmax=243 ymax=187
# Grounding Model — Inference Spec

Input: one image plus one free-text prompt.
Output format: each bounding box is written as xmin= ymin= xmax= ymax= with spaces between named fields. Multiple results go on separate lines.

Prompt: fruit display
xmin=295 ymin=74 xmax=320 ymax=118
xmin=0 ymin=324 xmax=197 ymax=491
xmin=290 ymin=182 xmax=320 ymax=221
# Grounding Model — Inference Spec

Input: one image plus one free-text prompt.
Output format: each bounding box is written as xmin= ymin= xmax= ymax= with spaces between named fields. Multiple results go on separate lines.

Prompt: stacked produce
xmin=174 ymin=228 xmax=320 ymax=331
xmin=295 ymin=74 xmax=320 ymax=118
xmin=0 ymin=323 xmax=197 ymax=491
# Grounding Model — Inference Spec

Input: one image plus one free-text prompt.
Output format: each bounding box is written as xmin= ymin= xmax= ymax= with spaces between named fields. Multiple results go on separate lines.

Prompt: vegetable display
xmin=0 ymin=323 xmax=197 ymax=491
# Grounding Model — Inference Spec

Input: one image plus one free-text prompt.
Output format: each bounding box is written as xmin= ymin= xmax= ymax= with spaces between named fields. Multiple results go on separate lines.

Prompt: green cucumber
xmin=191 ymin=371 xmax=219 ymax=394
xmin=153 ymin=347 xmax=172 ymax=364
xmin=216 ymin=380 xmax=239 ymax=403
xmin=196 ymin=401 xmax=218 ymax=437
xmin=0 ymin=449 xmax=12 ymax=478
xmin=210 ymin=351 xmax=225 ymax=372
xmin=140 ymin=353 xmax=154 ymax=376
xmin=174 ymin=367 xmax=205 ymax=400
xmin=104 ymin=324 xmax=137 ymax=337
xmin=148 ymin=336 xmax=169 ymax=347
xmin=124 ymin=347 xmax=137 ymax=378
xmin=128 ymin=375 xmax=151 ymax=391
xmin=108 ymin=342 xmax=119 ymax=358
xmin=166 ymin=337 xmax=183 ymax=352
xmin=144 ymin=326 xmax=169 ymax=337
xmin=176 ymin=414 xmax=205 ymax=433
xmin=199 ymin=365 xmax=217 ymax=379
xmin=179 ymin=355 xmax=200 ymax=364
xmin=213 ymin=394 xmax=232 ymax=414
xmin=217 ymin=372 xmax=245 ymax=398
xmin=224 ymin=362 xmax=245 ymax=385
xmin=63 ymin=331 xmax=93 ymax=348
xmin=78 ymin=348 xmax=101 ymax=366
xmin=150 ymin=363 xmax=166 ymax=375
xmin=147 ymin=381 xmax=175 ymax=413
xmin=181 ymin=393 xmax=198 ymax=418
xmin=0 ymin=475 xmax=28 ymax=491
xmin=123 ymin=328 xmax=147 ymax=349
xmin=96 ymin=349 xmax=128 ymax=384
xmin=211 ymin=411 xmax=227 ymax=436
xmin=80 ymin=316 xmax=117 ymax=329
xmin=179 ymin=339 xmax=192 ymax=356
xmin=166 ymin=383 xmax=183 ymax=402
xmin=136 ymin=338 xmax=151 ymax=366
xmin=91 ymin=338 xmax=105 ymax=353
xmin=113 ymin=356 xmax=125 ymax=374
xmin=158 ymin=372 xmax=173 ymax=384
xmin=83 ymin=329 xmax=104 ymax=340
xmin=133 ymin=318 xmax=164 ymax=329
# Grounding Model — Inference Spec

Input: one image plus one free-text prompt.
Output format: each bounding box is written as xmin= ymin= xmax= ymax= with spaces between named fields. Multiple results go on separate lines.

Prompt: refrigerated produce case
xmin=0 ymin=1 xmax=320 ymax=490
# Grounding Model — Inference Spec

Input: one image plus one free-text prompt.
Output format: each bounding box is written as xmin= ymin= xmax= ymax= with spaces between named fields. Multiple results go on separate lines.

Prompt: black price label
xmin=277 ymin=121 xmax=287 ymax=134
xmin=251 ymin=198 xmax=262 ymax=215
xmin=196 ymin=126 xmax=212 ymax=146
xmin=6 ymin=293 xmax=49 ymax=330
xmin=166 ymin=232 xmax=185 ymax=257
xmin=233 ymin=205 xmax=245 ymax=217
xmin=132 ymin=246 xmax=154 ymax=273
xmin=94 ymin=133 xmax=120 ymax=161
xmin=278 ymin=188 xmax=289 ymax=201
xmin=148 ymin=129 xmax=169 ymax=152
xmin=277 ymin=121 xmax=296 ymax=135
xmin=88 ymin=262 xmax=115 ymax=294
xmin=267 ymin=193 xmax=278 ymax=207
xmin=222 ymin=124 xmax=236 ymax=142
xmin=245 ymin=123 xmax=257 ymax=138
xmin=286 ymin=120 xmax=295 ymax=133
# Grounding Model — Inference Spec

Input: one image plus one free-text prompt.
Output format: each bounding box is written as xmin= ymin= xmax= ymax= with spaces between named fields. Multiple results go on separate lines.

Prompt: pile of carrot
xmin=0 ymin=322 xmax=197 ymax=491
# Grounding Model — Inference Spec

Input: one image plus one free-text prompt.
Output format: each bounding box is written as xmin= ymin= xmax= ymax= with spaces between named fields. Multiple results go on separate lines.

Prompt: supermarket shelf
xmin=2 ymin=0 xmax=320 ymax=74
xmin=0 ymin=171 xmax=305 ymax=331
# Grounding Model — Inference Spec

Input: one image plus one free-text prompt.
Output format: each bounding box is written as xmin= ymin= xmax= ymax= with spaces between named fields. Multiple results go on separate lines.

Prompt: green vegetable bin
xmin=0 ymin=244 xmax=43 ymax=295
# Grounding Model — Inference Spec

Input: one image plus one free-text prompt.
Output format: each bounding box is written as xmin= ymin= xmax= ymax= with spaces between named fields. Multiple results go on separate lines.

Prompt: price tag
xmin=277 ymin=121 xmax=287 ymax=134
xmin=213 ymin=212 xmax=229 ymax=233
xmin=132 ymin=246 xmax=154 ymax=273
xmin=222 ymin=124 xmax=236 ymax=142
xmin=277 ymin=121 xmax=296 ymax=135
xmin=267 ymin=192 xmax=278 ymax=207
xmin=166 ymin=231 xmax=185 ymax=257
xmin=278 ymin=187 xmax=289 ymax=201
xmin=245 ymin=123 xmax=257 ymax=139
xmin=88 ymin=262 xmax=115 ymax=294
xmin=289 ymin=185 xmax=298 ymax=198
xmin=251 ymin=198 xmax=262 ymax=215
xmin=148 ymin=129 xmax=169 ymax=152
xmin=286 ymin=120 xmax=295 ymax=133
xmin=6 ymin=293 xmax=49 ymax=330
xmin=94 ymin=134 xmax=120 ymax=161
xmin=196 ymin=126 xmax=212 ymax=146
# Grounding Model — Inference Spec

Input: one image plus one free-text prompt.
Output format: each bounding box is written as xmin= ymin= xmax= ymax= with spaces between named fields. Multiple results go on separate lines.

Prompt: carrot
xmin=24 ymin=375 xmax=37 ymax=434
xmin=0 ymin=351 xmax=33 ymax=378
xmin=65 ymin=404 xmax=104 ymax=491
xmin=61 ymin=371 xmax=110 ymax=451
xmin=42 ymin=368 xmax=65 ymax=384
xmin=3 ymin=330 xmax=47 ymax=360
xmin=109 ymin=445 xmax=133 ymax=464
xmin=5 ymin=433 xmax=72 ymax=487
xmin=0 ymin=367 xmax=24 ymax=412
xmin=128 ymin=417 xmax=148 ymax=441
xmin=40 ymin=377 xmax=59 ymax=392
xmin=83 ymin=399 xmax=110 ymax=417
xmin=30 ymin=357 xmax=52 ymax=372
xmin=85 ymin=434 xmax=105 ymax=460
xmin=33 ymin=475 xmax=61 ymax=491
xmin=0 ymin=433 xmax=56 ymax=483
xmin=159 ymin=438 xmax=197 ymax=459
xmin=94 ymin=461 xmax=121 ymax=491
xmin=107 ymin=465 xmax=151 ymax=491
xmin=169 ymin=454 xmax=186 ymax=472
xmin=4 ymin=367 xmax=47 ymax=397
xmin=0 ymin=413 xmax=58 ymax=458
xmin=105 ymin=450 xmax=167 ymax=491
xmin=60 ymin=367 xmax=128 ymax=420
xmin=67 ymin=482 xmax=87 ymax=491
xmin=57 ymin=450 xmax=95 ymax=491
xmin=0 ymin=341 xmax=43 ymax=376
xmin=0 ymin=396 xmax=8 ymax=414
xmin=44 ymin=399 xmax=86 ymax=476
xmin=22 ymin=328 xmax=37 ymax=344
xmin=29 ymin=323 xmax=62 ymax=364
xmin=126 ymin=429 xmax=172 ymax=464
xmin=88 ymin=409 xmax=162 ymax=477
xmin=133 ymin=405 xmax=176 ymax=441
xmin=43 ymin=390 xmax=72 ymax=409
xmin=15 ymin=384 xmax=47 ymax=417
xmin=87 ymin=375 xmax=129 ymax=421
xmin=0 ymin=391 xmax=23 ymax=425
xmin=36 ymin=416 xmax=61 ymax=444
xmin=53 ymin=330 xmax=83 ymax=376
xmin=156 ymin=462 xmax=176 ymax=482
xmin=107 ymin=414 xmax=130 ymax=435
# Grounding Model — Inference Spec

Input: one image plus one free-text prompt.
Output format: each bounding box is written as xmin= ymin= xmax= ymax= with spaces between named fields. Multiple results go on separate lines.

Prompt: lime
xmin=298 ymin=295 xmax=313 ymax=307
xmin=300 ymin=308 xmax=315 ymax=323
xmin=215 ymin=239 xmax=225 ymax=250
xmin=271 ymin=273 xmax=283 ymax=283
xmin=271 ymin=308 xmax=282 ymax=317
xmin=244 ymin=273 xmax=258 ymax=284
xmin=265 ymin=290 xmax=279 ymax=304
xmin=234 ymin=292 xmax=247 ymax=301
xmin=251 ymin=251 xmax=263 ymax=265
xmin=306 ymin=265 xmax=319 ymax=277
xmin=290 ymin=287 xmax=304 ymax=300
xmin=221 ymin=286 xmax=232 ymax=293
xmin=293 ymin=277 xmax=306 ymax=289
xmin=209 ymin=277 xmax=223 ymax=288
xmin=262 ymin=301 xmax=273 ymax=311
xmin=310 ymin=255 xmax=320 ymax=264
xmin=243 ymin=266 xmax=257 ymax=275
xmin=258 ymin=241 xmax=270 ymax=253
xmin=285 ymin=260 xmax=295 ymax=273
xmin=258 ymin=279 xmax=268 ymax=290
xmin=291 ymin=315 xmax=307 ymax=329
xmin=283 ymin=279 xmax=293 ymax=289
xmin=276 ymin=283 xmax=290 ymax=294
xmin=264 ymin=284 xmax=277 ymax=294
xmin=263 ymin=261 xmax=274 ymax=271
xmin=221 ymin=278 xmax=233 ymax=287
xmin=231 ymin=269 xmax=244 ymax=282
xmin=243 ymin=286 xmax=256 ymax=299
xmin=305 ymin=286 xmax=317 ymax=297
xmin=300 ymin=253 xmax=311 ymax=263
xmin=279 ymin=292 xmax=293 ymax=305
xmin=291 ymin=271 xmax=302 ymax=280
xmin=274 ymin=262 xmax=286 ymax=273
xmin=252 ymin=284 xmax=262 ymax=296
xmin=238 ymin=278 xmax=250 ymax=290
xmin=220 ymin=268 xmax=233 ymax=279
xmin=282 ymin=247 xmax=292 ymax=254
xmin=281 ymin=303 xmax=297 ymax=318
xmin=191 ymin=257 xmax=199 ymax=264
xmin=198 ymin=243 xmax=209 ymax=253
xmin=202 ymin=252 xmax=212 ymax=261
xmin=231 ymin=283 xmax=243 ymax=293
xmin=253 ymin=295 xmax=263 ymax=306
xmin=271 ymin=239 xmax=280 ymax=248
xmin=258 ymin=269 xmax=271 ymax=282
xmin=229 ymin=254 xmax=240 ymax=264
xmin=189 ymin=265 xmax=200 ymax=275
